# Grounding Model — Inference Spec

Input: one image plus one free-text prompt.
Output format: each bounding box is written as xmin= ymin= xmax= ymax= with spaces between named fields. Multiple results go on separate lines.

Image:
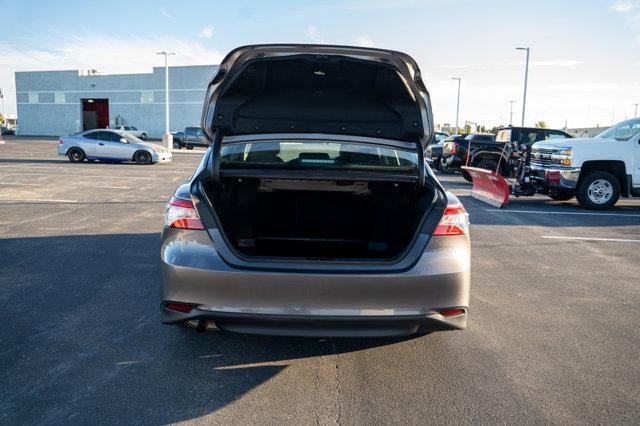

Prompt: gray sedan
xmin=160 ymin=44 xmax=470 ymax=337
xmin=57 ymin=129 xmax=171 ymax=164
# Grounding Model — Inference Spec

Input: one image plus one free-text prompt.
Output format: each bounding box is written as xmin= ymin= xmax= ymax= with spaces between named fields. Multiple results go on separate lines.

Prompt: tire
xmin=135 ymin=150 xmax=152 ymax=165
xmin=575 ymin=171 xmax=620 ymax=210
xmin=435 ymin=156 xmax=443 ymax=172
xmin=548 ymin=189 xmax=574 ymax=201
xmin=173 ymin=141 xmax=182 ymax=149
xmin=461 ymin=170 xmax=473 ymax=182
xmin=140 ymin=133 xmax=147 ymax=140
xmin=186 ymin=145 xmax=194 ymax=150
xmin=475 ymin=159 xmax=500 ymax=174
xmin=67 ymin=148 xmax=85 ymax=162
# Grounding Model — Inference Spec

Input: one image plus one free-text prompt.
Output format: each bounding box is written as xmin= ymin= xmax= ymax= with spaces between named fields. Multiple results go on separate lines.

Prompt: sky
xmin=1 ymin=0 xmax=640 ymax=128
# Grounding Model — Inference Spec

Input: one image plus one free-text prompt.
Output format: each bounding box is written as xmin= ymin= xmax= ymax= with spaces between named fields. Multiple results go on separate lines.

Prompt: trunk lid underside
xmin=202 ymin=45 xmax=432 ymax=145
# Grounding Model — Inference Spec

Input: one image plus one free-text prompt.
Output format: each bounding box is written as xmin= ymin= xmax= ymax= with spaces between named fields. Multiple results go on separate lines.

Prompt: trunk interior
xmin=205 ymin=177 xmax=435 ymax=260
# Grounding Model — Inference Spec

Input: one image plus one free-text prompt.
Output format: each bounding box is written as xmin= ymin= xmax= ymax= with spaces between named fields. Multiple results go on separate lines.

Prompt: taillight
xmin=433 ymin=203 xmax=469 ymax=236
xmin=165 ymin=196 xmax=205 ymax=230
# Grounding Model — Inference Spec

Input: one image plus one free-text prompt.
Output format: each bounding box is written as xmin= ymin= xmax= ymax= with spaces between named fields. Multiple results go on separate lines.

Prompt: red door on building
xmin=82 ymin=99 xmax=109 ymax=131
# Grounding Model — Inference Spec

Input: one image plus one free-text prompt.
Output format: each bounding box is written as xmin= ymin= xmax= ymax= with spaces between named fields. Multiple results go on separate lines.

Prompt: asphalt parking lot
xmin=1 ymin=137 xmax=639 ymax=424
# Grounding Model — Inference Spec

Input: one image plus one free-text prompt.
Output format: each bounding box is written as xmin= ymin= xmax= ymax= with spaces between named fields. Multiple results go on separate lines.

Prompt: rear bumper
xmin=160 ymin=228 xmax=470 ymax=336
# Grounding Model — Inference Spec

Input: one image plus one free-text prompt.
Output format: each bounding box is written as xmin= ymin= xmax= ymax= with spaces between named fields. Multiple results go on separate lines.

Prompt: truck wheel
xmin=173 ymin=141 xmax=182 ymax=149
xmin=461 ymin=170 xmax=473 ymax=182
xmin=475 ymin=159 xmax=500 ymax=174
xmin=576 ymin=171 xmax=620 ymax=210
xmin=186 ymin=145 xmax=194 ymax=150
xmin=548 ymin=189 xmax=574 ymax=201
xmin=435 ymin=156 xmax=443 ymax=172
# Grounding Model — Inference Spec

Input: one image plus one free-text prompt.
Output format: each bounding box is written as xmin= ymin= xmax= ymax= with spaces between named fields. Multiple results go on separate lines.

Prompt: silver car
xmin=57 ymin=129 xmax=171 ymax=164
xmin=160 ymin=44 xmax=470 ymax=337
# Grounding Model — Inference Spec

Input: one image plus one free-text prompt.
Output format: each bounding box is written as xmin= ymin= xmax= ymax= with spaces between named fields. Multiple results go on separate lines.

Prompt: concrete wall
xmin=15 ymin=65 xmax=217 ymax=138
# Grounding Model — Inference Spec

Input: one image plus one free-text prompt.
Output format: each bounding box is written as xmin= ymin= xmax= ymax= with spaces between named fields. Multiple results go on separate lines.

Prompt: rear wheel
xmin=135 ymin=150 xmax=152 ymax=165
xmin=173 ymin=141 xmax=182 ymax=149
xmin=67 ymin=148 xmax=85 ymax=162
xmin=186 ymin=145 xmax=194 ymax=150
xmin=140 ymin=133 xmax=147 ymax=140
xmin=576 ymin=171 xmax=620 ymax=210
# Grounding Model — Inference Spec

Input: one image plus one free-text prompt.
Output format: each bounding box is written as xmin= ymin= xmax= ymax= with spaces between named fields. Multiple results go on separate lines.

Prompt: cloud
xmin=197 ymin=26 xmax=214 ymax=39
xmin=160 ymin=8 xmax=174 ymax=19
xmin=610 ymin=0 xmax=639 ymax=12
xmin=353 ymin=36 xmax=375 ymax=47
xmin=0 ymin=32 xmax=224 ymax=114
xmin=305 ymin=25 xmax=325 ymax=43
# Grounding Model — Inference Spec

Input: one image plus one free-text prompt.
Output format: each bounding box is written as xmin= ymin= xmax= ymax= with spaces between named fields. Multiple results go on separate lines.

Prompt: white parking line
xmin=542 ymin=236 xmax=640 ymax=243
xmin=485 ymin=209 xmax=640 ymax=218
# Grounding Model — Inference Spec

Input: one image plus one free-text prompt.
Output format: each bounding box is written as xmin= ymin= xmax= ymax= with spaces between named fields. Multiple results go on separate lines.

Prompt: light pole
xmin=157 ymin=50 xmax=175 ymax=149
xmin=451 ymin=77 xmax=461 ymax=134
xmin=508 ymin=100 xmax=516 ymax=125
xmin=632 ymin=103 xmax=638 ymax=118
xmin=516 ymin=47 xmax=530 ymax=126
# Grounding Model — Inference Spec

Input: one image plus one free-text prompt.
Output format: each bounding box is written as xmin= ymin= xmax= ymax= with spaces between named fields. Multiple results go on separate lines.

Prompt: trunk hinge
xmin=210 ymin=130 xmax=224 ymax=186
xmin=417 ymin=138 xmax=426 ymax=187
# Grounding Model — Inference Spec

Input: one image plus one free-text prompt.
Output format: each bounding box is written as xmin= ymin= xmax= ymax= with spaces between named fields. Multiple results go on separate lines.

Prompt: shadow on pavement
xmin=0 ymin=233 xmax=419 ymax=424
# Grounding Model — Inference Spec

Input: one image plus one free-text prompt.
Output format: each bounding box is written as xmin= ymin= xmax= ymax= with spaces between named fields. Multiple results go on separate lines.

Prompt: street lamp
xmin=508 ymin=100 xmax=517 ymax=126
xmin=157 ymin=50 xmax=175 ymax=149
xmin=632 ymin=103 xmax=638 ymax=118
xmin=516 ymin=47 xmax=530 ymax=126
xmin=451 ymin=77 xmax=461 ymax=134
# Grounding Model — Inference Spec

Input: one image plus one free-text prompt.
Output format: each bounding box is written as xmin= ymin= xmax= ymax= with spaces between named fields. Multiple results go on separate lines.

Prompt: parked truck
xmin=464 ymin=118 xmax=640 ymax=209
xmin=175 ymin=127 xmax=208 ymax=150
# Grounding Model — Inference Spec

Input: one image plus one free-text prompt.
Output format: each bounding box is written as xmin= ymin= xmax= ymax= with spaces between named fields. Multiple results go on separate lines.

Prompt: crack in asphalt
xmin=331 ymin=340 xmax=342 ymax=426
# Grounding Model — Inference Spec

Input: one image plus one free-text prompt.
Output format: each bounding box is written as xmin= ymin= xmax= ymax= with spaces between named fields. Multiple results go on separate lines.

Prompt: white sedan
xmin=112 ymin=125 xmax=148 ymax=140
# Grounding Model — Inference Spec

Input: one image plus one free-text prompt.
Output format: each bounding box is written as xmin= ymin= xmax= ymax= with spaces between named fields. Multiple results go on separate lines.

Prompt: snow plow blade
xmin=461 ymin=166 xmax=510 ymax=208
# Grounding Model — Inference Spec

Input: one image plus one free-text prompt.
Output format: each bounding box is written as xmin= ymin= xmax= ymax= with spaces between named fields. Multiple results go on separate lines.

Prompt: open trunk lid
xmin=201 ymin=44 xmax=433 ymax=147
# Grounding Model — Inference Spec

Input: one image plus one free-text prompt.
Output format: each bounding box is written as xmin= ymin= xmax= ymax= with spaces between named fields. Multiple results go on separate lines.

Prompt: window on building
xmin=140 ymin=91 xmax=154 ymax=103
xmin=54 ymin=92 xmax=65 ymax=103
xmin=28 ymin=92 xmax=38 ymax=103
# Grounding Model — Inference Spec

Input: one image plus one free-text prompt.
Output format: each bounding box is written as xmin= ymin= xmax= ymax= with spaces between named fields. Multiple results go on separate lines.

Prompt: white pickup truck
xmin=530 ymin=118 xmax=640 ymax=209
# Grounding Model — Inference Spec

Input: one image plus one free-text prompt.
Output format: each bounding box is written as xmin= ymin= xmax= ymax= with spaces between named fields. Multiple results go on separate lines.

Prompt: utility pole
xmin=156 ymin=51 xmax=175 ymax=149
xmin=451 ymin=77 xmax=461 ymax=134
xmin=516 ymin=47 xmax=530 ymax=126
xmin=508 ymin=100 xmax=516 ymax=125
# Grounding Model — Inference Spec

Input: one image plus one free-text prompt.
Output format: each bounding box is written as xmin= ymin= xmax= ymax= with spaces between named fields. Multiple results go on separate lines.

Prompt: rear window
xmin=220 ymin=140 xmax=419 ymax=175
xmin=496 ymin=129 xmax=511 ymax=142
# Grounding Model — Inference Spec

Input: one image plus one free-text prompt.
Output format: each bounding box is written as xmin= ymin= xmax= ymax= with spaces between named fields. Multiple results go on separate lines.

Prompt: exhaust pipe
xmin=196 ymin=319 xmax=211 ymax=333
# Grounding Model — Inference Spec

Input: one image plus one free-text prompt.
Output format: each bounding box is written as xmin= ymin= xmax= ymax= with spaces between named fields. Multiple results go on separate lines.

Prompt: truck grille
xmin=530 ymin=148 xmax=555 ymax=166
